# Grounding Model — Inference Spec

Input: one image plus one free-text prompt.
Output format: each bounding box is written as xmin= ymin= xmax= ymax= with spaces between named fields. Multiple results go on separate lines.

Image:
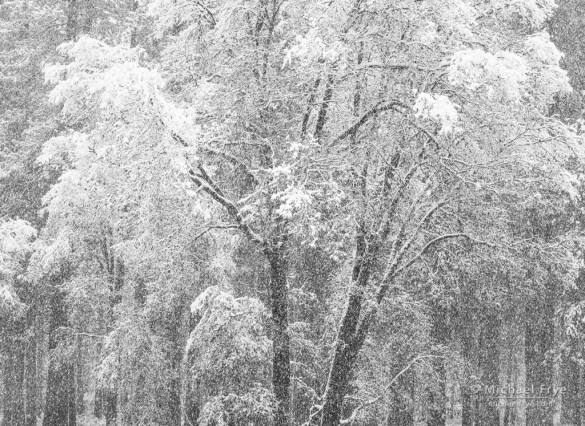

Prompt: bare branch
xmin=200 ymin=147 xmax=259 ymax=186
xmin=339 ymin=354 xmax=443 ymax=424
xmin=187 ymin=169 xmax=264 ymax=245
xmin=394 ymin=233 xmax=468 ymax=277
xmin=329 ymin=100 xmax=409 ymax=146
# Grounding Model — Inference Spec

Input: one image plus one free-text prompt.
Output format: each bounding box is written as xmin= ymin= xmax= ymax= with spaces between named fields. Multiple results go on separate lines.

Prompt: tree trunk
xmin=477 ymin=312 xmax=500 ymax=425
xmin=42 ymin=288 xmax=76 ymax=426
xmin=461 ymin=309 xmax=480 ymax=426
xmin=163 ymin=302 xmax=184 ymax=425
xmin=386 ymin=370 xmax=414 ymax=426
xmin=104 ymin=390 xmax=118 ymax=426
xmin=526 ymin=295 xmax=554 ymax=425
xmin=65 ymin=0 xmax=78 ymax=41
xmin=428 ymin=302 xmax=449 ymax=426
xmin=318 ymin=230 xmax=377 ymax=426
xmin=578 ymin=366 xmax=585 ymax=426
xmin=266 ymin=245 xmax=291 ymax=426
xmin=23 ymin=329 xmax=38 ymax=426
xmin=551 ymin=309 xmax=563 ymax=426
xmin=427 ymin=357 xmax=446 ymax=426
xmin=42 ymin=363 xmax=76 ymax=426
xmin=3 ymin=333 xmax=26 ymax=425
xmin=499 ymin=301 xmax=526 ymax=426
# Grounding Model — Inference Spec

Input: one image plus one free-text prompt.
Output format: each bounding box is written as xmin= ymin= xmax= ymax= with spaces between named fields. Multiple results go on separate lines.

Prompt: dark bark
xmin=266 ymin=245 xmax=291 ymax=426
xmin=104 ymin=391 xmax=118 ymax=426
xmin=3 ymin=333 xmax=26 ymax=425
xmin=43 ymin=289 xmax=76 ymax=426
xmin=94 ymin=251 xmax=125 ymax=424
xmin=301 ymin=78 xmax=321 ymax=138
xmin=318 ymin=231 xmax=378 ymax=426
xmin=577 ymin=366 xmax=585 ymax=426
xmin=65 ymin=0 xmax=78 ymax=41
xmin=461 ymin=387 xmax=474 ymax=426
xmin=551 ymin=310 xmax=563 ymax=426
xmin=461 ymin=309 xmax=479 ymax=426
xmin=526 ymin=294 xmax=554 ymax=425
xmin=387 ymin=371 xmax=414 ymax=426
xmin=499 ymin=301 xmax=527 ymax=426
xmin=158 ymin=302 xmax=184 ymax=425
xmin=24 ymin=328 xmax=38 ymax=426
xmin=313 ymin=74 xmax=335 ymax=141
xmin=42 ymin=363 xmax=76 ymax=426
xmin=476 ymin=312 xmax=500 ymax=425
xmin=427 ymin=303 xmax=449 ymax=426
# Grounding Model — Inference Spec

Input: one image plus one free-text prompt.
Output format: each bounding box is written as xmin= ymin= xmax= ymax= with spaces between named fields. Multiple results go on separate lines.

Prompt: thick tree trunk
xmin=266 ymin=245 xmax=291 ymax=426
xmin=104 ymin=391 xmax=117 ymax=426
xmin=3 ymin=333 xmax=26 ymax=425
xmin=42 ymin=288 xmax=76 ymax=426
xmin=42 ymin=363 xmax=76 ymax=426
xmin=319 ymin=331 xmax=366 ymax=426
xmin=318 ymin=231 xmax=376 ymax=426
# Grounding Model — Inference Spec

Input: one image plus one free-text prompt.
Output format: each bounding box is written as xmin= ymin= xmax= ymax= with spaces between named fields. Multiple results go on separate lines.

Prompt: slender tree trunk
xmin=577 ymin=366 xmax=585 ymax=426
xmin=166 ymin=303 xmax=184 ymax=425
xmin=428 ymin=358 xmax=446 ymax=426
xmin=24 ymin=331 xmax=38 ymax=426
xmin=386 ymin=370 xmax=414 ymax=426
xmin=526 ymin=294 xmax=554 ymax=425
xmin=499 ymin=301 xmax=526 ymax=426
xmin=266 ymin=245 xmax=291 ymax=426
xmin=477 ymin=312 xmax=500 ymax=425
xmin=461 ymin=308 xmax=480 ymax=426
xmin=515 ymin=307 xmax=527 ymax=426
xmin=551 ymin=309 xmax=563 ymax=426
xmin=314 ymin=74 xmax=335 ymax=140
xmin=65 ymin=0 xmax=78 ymax=41
xmin=428 ymin=303 xmax=449 ymax=426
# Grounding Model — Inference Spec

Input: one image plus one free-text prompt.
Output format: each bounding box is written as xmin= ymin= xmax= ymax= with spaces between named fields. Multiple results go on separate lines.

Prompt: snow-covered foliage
xmin=413 ymin=93 xmax=460 ymax=134
xmin=0 ymin=219 xmax=37 ymax=276
xmin=284 ymin=27 xmax=349 ymax=68
xmin=0 ymin=219 xmax=36 ymax=317
xmin=449 ymin=49 xmax=529 ymax=102
xmin=493 ymin=0 xmax=557 ymax=27
xmin=186 ymin=286 xmax=274 ymax=424
xmin=26 ymin=230 xmax=73 ymax=282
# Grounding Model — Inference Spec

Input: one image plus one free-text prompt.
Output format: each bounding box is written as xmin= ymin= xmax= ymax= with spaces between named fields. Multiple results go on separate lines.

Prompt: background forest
xmin=2 ymin=0 xmax=585 ymax=425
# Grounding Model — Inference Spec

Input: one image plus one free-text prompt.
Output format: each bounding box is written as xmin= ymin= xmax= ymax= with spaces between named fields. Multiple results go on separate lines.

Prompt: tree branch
xmin=187 ymin=169 xmax=264 ymax=245
xmin=329 ymin=100 xmax=409 ymax=146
